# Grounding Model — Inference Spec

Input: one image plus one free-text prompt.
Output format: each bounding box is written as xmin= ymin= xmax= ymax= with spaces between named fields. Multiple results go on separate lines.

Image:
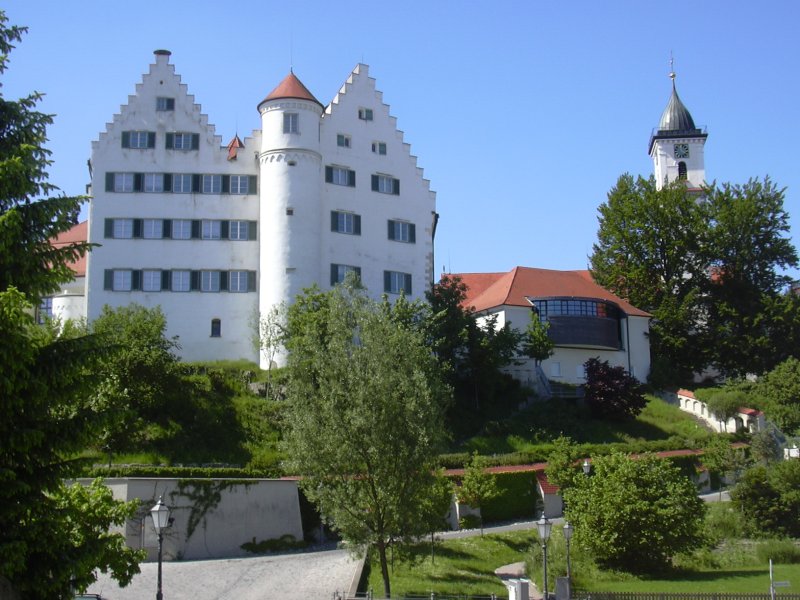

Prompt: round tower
xmin=648 ymin=68 xmax=708 ymax=191
xmin=257 ymin=72 xmax=324 ymax=368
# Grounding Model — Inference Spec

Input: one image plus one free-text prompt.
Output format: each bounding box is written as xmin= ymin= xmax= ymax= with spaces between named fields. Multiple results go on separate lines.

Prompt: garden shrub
xmin=756 ymin=539 xmax=800 ymax=564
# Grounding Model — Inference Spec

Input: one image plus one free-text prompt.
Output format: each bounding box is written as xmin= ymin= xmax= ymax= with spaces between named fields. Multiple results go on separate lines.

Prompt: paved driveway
xmin=86 ymin=548 xmax=358 ymax=600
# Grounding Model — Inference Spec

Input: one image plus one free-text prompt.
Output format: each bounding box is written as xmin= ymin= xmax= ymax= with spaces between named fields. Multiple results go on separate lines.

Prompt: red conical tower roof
xmin=259 ymin=71 xmax=323 ymax=108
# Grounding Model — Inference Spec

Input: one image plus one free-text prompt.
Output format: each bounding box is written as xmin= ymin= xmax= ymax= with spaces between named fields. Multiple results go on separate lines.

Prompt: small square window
xmin=283 ymin=113 xmax=299 ymax=134
xmin=142 ymin=219 xmax=163 ymax=239
xmin=388 ymin=220 xmax=415 ymax=243
xmin=143 ymin=173 xmax=163 ymax=193
xmin=337 ymin=134 xmax=351 ymax=148
xmin=142 ymin=269 xmax=162 ymax=292
xmin=156 ymin=97 xmax=175 ymax=111
xmin=171 ymin=219 xmax=192 ymax=240
xmin=171 ymin=270 xmax=190 ymax=292
xmin=202 ymin=175 xmax=221 ymax=194
xmin=373 ymin=174 xmax=399 ymax=195
xmin=172 ymin=133 xmax=194 ymax=150
xmin=113 ymin=219 xmax=133 ymax=239
xmin=229 ymin=175 xmax=249 ymax=195
xmin=201 ymin=270 xmax=220 ymax=292
xmin=372 ymin=142 xmax=387 ymax=155
xmin=172 ymin=174 xmax=192 ymax=193
xmin=229 ymin=220 xmax=250 ymax=240
xmin=126 ymin=131 xmax=152 ymax=149
xmin=202 ymin=220 xmax=221 ymax=240
xmin=384 ymin=270 xmax=412 ymax=295
xmin=358 ymin=108 xmax=373 ymax=121
xmin=113 ymin=173 xmax=134 ymax=193
xmin=113 ymin=270 xmax=132 ymax=291
xmin=211 ymin=318 xmax=221 ymax=337
xmin=229 ymin=271 xmax=249 ymax=292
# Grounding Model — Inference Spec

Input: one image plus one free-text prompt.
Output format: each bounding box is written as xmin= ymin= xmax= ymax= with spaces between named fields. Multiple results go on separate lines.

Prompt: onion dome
xmin=658 ymin=75 xmax=698 ymax=133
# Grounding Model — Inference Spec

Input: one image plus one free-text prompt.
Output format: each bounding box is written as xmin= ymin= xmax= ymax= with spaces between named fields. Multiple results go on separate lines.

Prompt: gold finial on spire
xmin=669 ymin=52 xmax=676 ymax=82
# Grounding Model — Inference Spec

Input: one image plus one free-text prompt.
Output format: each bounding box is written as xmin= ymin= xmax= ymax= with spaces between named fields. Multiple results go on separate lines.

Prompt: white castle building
xmin=57 ymin=50 xmax=436 ymax=367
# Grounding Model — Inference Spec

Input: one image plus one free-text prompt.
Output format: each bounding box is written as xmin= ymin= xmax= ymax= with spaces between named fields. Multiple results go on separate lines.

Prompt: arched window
xmin=211 ymin=318 xmax=221 ymax=337
xmin=678 ymin=161 xmax=687 ymax=180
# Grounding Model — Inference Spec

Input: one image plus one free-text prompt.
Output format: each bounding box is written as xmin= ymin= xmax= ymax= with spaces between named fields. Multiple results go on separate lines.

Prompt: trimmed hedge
xmin=83 ymin=465 xmax=282 ymax=479
xmin=478 ymin=471 xmax=539 ymax=523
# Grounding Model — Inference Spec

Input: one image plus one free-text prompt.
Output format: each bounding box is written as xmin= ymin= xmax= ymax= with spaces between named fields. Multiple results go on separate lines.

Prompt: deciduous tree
xmin=583 ymin=358 xmax=646 ymax=420
xmin=563 ymin=452 xmax=705 ymax=572
xmin=753 ymin=357 xmax=800 ymax=435
xmin=282 ymin=284 xmax=449 ymax=598
xmin=456 ymin=452 xmax=499 ymax=535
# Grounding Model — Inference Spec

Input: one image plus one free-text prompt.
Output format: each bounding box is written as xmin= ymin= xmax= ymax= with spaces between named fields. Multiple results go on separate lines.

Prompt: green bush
xmin=481 ymin=471 xmax=539 ymax=522
xmin=459 ymin=514 xmax=482 ymax=530
xmin=756 ymin=539 xmax=800 ymax=564
xmin=240 ymin=533 xmax=306 ymax=554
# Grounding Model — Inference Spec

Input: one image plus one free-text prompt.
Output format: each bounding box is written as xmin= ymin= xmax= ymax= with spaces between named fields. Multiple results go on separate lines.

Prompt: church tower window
xmin=678 ymin=161 xmax=687 ymax=180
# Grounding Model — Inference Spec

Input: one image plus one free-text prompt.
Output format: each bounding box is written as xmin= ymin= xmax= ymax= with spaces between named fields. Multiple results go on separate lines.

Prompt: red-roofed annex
xmin=450 ymin=266 xmax=651 ymax=389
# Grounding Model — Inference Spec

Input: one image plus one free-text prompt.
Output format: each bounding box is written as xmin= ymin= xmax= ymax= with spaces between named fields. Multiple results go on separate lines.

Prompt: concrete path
xmin=86 ymin=547 xmax=358 ymax=600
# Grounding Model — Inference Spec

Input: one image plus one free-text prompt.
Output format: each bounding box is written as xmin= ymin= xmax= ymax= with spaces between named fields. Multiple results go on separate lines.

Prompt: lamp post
xmin=150 ymin=496 xmax=171 ymax=600
xmin=582 ymin=459 xmax=591 ymax=477
xmin=562 ymin=521 xmax=573 ymax=582
xmin=536 ymin=513 xmax=552 ymax=600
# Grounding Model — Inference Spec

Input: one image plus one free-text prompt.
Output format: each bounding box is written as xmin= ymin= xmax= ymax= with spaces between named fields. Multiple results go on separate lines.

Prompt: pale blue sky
xmin=4 ymin=1 xmax=800 ymax=279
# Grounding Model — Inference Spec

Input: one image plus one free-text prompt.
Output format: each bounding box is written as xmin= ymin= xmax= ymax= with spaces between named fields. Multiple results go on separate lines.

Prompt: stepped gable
xmin=325 ymin=63 xmax=434 ymax=197
xmin=93 ymin=49 xmax=224 ymax=151
xmin=454 ymin=267 xmax=650 ymax=317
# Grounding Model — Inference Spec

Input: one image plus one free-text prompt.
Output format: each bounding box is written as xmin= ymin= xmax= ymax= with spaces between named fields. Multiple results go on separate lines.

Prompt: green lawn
xmin=461 ymin=395 xmax=711 ymax=455
xmin=365 ymin=529 xmax=800 ymax=597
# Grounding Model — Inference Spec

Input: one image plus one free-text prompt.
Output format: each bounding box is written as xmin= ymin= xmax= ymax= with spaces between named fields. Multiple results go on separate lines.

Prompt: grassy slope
xmin=461 ymin=394 xmax=712 ymax=455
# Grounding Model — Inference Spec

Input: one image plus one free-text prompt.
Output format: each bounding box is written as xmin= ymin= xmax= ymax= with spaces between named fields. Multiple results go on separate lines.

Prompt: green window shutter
xmin=330 ymin=264 xmax=338 ymax=286
xmin=163 ymin=173 xmax=172 ymax=192
xmin=220 ymin=220 xmax=229 ymax=239
xmin=404 ymin=274 xmax=412 ymax=295
xmin=393 ymin=178 xmax=400 ymax=195
xmin=371 ymin=174 xmax=379 ymax=191
xmin=220 ymin=271 xmax=228 ymax=291
xmin=103 ymin=269 xmax=113 ymax=290
xmin=192 ymin=174 xmax=201 ymax=193
xmin=191 ymin=220 xmax=200 ymax=239
xmin=388 ymin=220 xmax=395 ymax=240
xmin=147 ymin=132 xmax=156 ymax=148
xmin=133 ymin=173 xmax=143 ymax=192
xmin=104 ymin=218 xmax=113 ymax=238
xmin=190 ymin=271 xmax=200 ymax=291
xmin=121 ymin=131 xmax=130 ymax=148
xmin=248 ymin=221 xmax=257 ymax=240
xmin=348 ymin=170 xmax=356 ymax=187
xmin=133 ymin=219 xmax=143 ymax=238
xmin=105 ymin=172 xmax=114 ymax=192
xmin=166 ymin=132 xmax=174 ymax=149
xmin=161 ymin=270 xmax=170 ymax=290
xmin=325 ymin=166 xmax=333 ymax=183
xmin=354 ymin=215 xmax=361 ymax=235
xmin=384 ymin=271 xmax=391 ymax=293
xmin=191 ymin=134 xmax=200 ymax=150
xmin=247 ymin=271 xmax=256 ymax=292
xmin=331 ymin=211 xmax=338 ymax=232
xmin=162 ymin=219 xmax=172 ymax=238
xmin=409 ymin=223 xmax=416 ymax=243
xmin=221 ymin=175 xmax=230 ymax=194
xmin=248 ymin=175 xmax=257 ymax=194
xmin=131 ymin=270 xmax=142 ymax=291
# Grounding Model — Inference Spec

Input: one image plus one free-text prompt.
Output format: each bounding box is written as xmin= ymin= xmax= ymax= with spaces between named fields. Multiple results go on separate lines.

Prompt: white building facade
xmin=85 ymin=50 xmax=436 ymax=367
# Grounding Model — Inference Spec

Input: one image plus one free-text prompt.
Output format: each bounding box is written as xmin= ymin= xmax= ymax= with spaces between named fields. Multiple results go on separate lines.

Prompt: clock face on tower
xmin=674 ymin=143 xmax=690 ymax=159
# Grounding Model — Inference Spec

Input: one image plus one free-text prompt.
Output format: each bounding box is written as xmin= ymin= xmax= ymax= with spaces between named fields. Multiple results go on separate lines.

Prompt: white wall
xmin=96 ymin=477 xmax=304 ymax=561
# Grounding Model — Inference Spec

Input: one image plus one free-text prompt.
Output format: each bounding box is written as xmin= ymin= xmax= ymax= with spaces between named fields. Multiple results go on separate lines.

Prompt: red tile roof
xmin=226 ymin=135 xmax=244 ymax=161
xmin=51 ymin=221 xmax=88 ymax=277
xmin=535 ymin=471 xmax=560 ymax=495
xmin=452 ymin=266 xmax=650 ymax=317
xmin=259 ymin=72 xmax=322 ymax=107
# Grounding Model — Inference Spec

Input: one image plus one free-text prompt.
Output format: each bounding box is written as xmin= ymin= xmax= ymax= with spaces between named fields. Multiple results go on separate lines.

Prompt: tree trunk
xmin=377 ymin=539 xmax=391 ymax=598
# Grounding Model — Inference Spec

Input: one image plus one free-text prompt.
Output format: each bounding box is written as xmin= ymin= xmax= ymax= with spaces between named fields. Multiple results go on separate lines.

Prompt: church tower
xmin=649 ymin=68 xmax=707 ymax=190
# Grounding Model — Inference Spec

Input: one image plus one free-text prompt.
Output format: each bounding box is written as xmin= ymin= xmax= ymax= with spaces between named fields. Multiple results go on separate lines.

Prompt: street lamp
xmin=150 ymin=496 xmax=171 ymax=600
xmin=536 ymin=513 xmax=552 ymax=600
xmin=562 ymin=521 xmax=573 ymax=582
xmin=582 ymin=459 xmax=591 ymax=476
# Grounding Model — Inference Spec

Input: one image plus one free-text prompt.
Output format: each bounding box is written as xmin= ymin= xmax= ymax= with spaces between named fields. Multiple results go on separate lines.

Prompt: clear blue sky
xmin=4 ymin=1 xmax=800 ymax=279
